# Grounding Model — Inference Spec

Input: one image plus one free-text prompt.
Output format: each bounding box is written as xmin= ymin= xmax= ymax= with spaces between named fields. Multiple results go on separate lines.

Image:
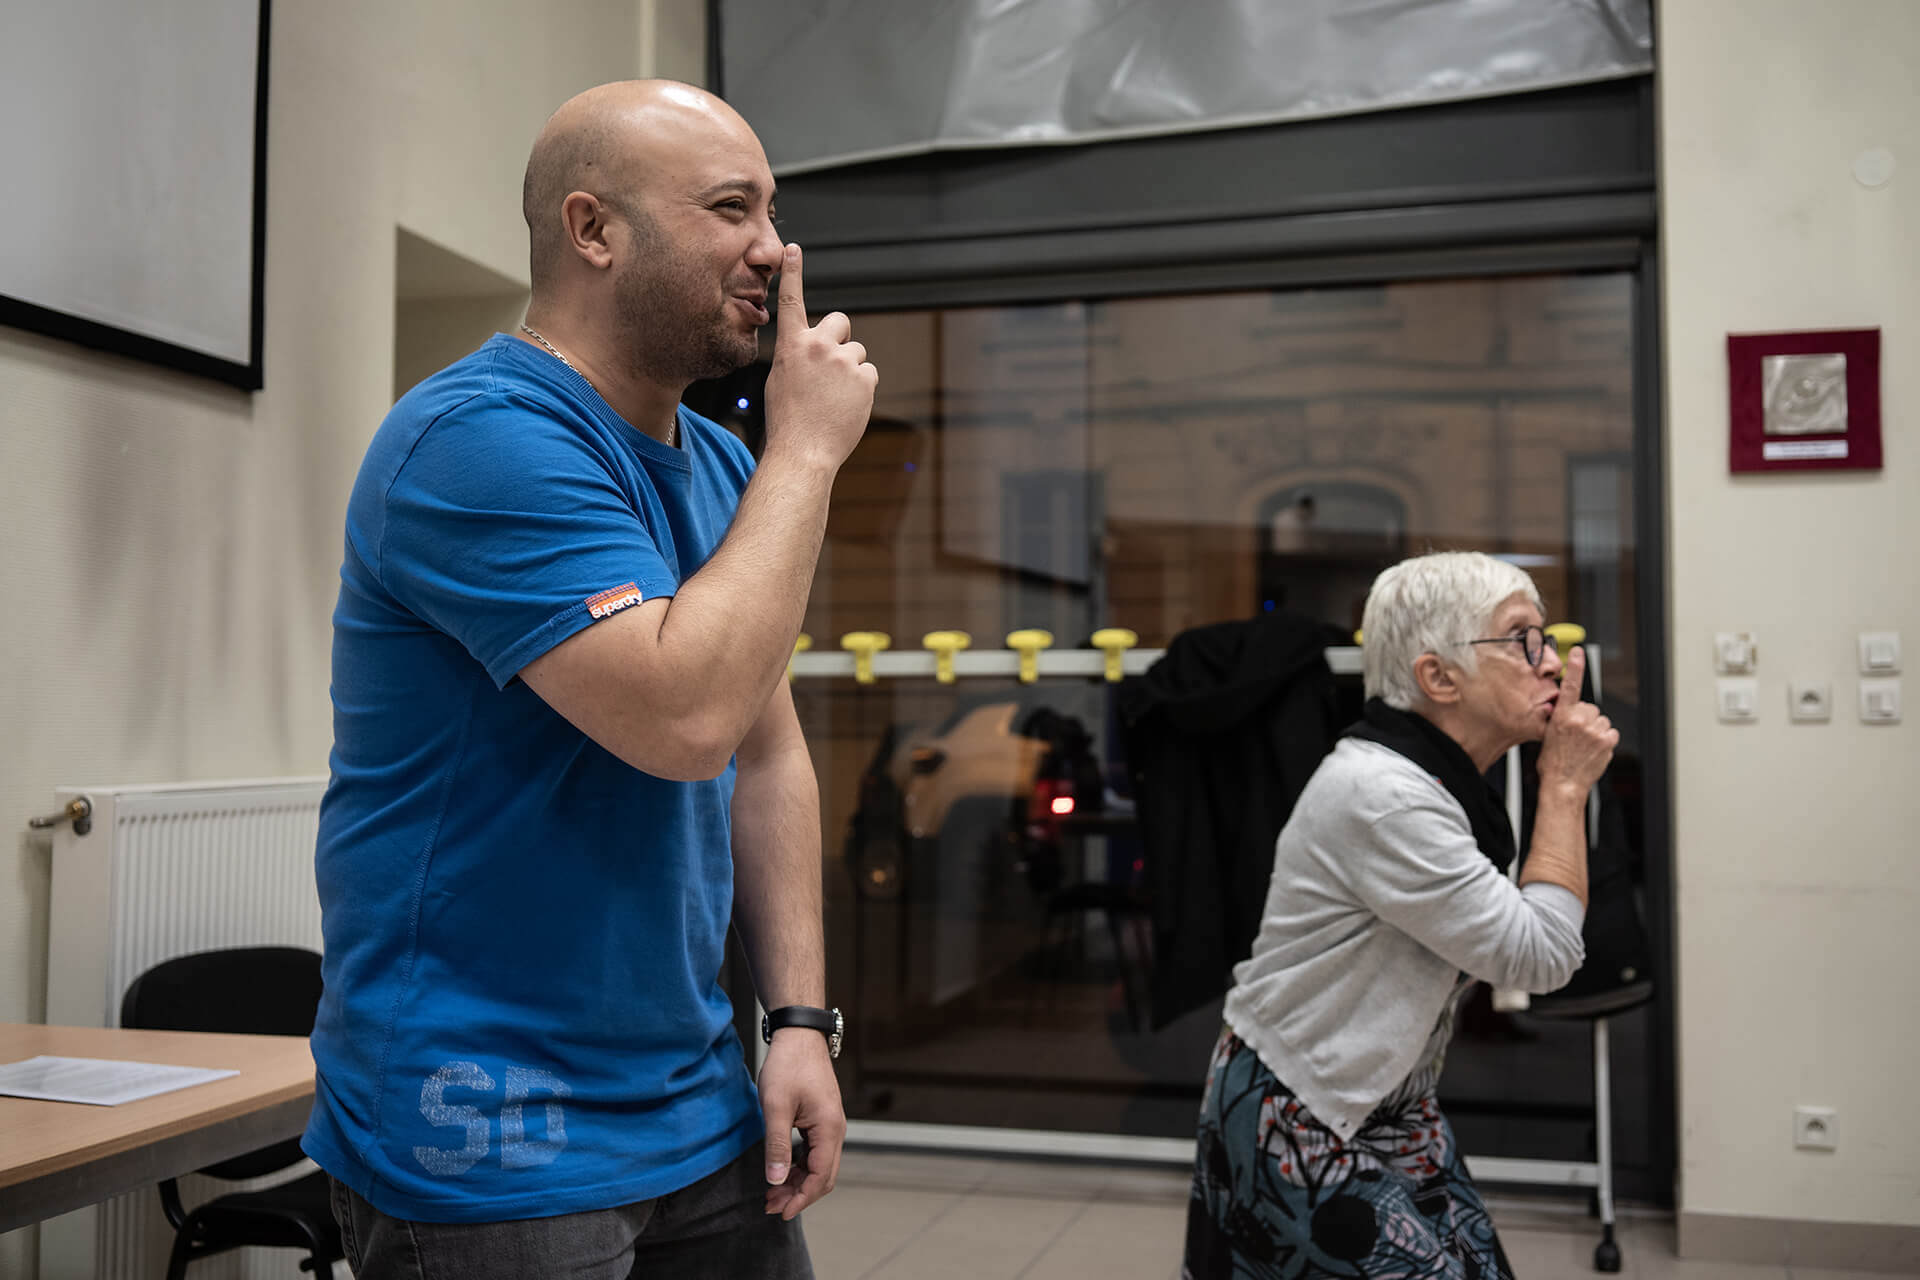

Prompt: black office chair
xmin=119 ymin=946 xmax=343 ymax=1280
xmin=1037 ymin=879 xmax=1154 ymax=1032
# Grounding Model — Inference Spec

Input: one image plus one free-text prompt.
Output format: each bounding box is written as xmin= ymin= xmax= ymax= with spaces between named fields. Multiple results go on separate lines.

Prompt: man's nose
xmin=746 ymin=219 xmax=784 ymax=274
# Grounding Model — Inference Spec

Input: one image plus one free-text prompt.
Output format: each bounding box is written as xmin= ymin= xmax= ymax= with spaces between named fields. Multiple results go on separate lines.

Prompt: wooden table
xmin=0 ymin=1023 xmax=315 ymax=1234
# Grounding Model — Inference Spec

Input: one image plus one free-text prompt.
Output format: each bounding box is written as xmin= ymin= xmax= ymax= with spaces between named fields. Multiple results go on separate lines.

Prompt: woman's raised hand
xmin=1538 ymin=646 xmax=1618 ymax=795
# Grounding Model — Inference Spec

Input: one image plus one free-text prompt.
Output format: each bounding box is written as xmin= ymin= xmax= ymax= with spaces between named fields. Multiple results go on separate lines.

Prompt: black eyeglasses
xmin=1460 ymin=625 xmax=1547 ymax=668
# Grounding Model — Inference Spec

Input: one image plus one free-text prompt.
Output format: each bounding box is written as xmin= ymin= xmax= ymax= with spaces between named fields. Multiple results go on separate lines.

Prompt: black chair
xmin=1037 ymin=880 xmax=1154 ymax=1032
xmin=119 ymin=946 xmax=343 ymax=1280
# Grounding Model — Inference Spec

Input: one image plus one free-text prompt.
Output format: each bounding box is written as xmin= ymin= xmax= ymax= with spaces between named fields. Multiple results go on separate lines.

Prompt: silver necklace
xmin=520 ymin=323 xmax=675 ymax=448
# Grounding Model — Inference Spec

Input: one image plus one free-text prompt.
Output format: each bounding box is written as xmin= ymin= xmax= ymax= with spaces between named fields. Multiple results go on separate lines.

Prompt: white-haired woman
xmin=1183 ymin=551 xmax=1617 ymax=1279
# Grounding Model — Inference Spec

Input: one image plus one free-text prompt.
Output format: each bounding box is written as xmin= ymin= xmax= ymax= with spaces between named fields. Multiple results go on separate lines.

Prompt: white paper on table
xmin=0 ymin=1055 xmax=240 ymax=1106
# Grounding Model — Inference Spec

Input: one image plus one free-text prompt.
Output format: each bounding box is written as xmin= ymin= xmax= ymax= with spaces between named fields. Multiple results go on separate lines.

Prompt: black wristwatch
xmin=761 ymin=1005 xmax=843 ymax=1060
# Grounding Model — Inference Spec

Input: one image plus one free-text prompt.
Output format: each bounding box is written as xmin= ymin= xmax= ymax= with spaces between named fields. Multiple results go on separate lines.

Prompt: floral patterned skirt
xmin=1183 ymin=1028 xmax=1512 ymax=1280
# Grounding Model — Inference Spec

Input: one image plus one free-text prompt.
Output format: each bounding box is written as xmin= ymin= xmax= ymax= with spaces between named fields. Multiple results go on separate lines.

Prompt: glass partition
xmin=735 ymin=271 xmax=1649 ymax=1180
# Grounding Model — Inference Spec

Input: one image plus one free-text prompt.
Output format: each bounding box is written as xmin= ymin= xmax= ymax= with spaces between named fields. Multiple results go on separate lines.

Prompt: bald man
xmin=305 ymin=81 xmax=872 ymax=1278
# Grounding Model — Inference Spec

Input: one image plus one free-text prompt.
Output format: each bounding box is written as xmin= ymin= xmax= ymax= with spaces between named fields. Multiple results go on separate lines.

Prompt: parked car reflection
xmin=843 ymin=689 xmax=1118 ymax=1032
xmin=846 ymin=691 xmax=1106 ymax=905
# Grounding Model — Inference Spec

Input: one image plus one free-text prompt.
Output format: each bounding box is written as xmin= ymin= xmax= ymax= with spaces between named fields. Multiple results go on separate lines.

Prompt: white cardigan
xmin=1222 ymin=738 xmax=1586 ymax=1141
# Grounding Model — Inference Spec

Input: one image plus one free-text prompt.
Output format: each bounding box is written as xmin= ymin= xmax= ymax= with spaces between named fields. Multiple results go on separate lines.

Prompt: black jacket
xmin=1119 ymin=613 xmax=1343 ymax=1029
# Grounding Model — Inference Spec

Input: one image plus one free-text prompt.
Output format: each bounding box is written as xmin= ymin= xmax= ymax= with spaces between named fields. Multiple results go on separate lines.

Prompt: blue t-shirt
xmin=304 ymin=334 xmax=762 ymax=1223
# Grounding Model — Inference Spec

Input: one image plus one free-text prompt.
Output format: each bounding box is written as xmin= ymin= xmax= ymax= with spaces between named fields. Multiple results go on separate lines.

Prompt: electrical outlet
xmin=1794 ymin=1106 xmax=1837 ymax=1151
xmin=1788 ymin=682 xmax=1832 ymax=722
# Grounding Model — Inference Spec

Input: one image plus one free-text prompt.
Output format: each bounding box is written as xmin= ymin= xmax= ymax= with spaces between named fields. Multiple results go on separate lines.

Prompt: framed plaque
xmin=1728 ymin=328 xmax=1881 ymax=474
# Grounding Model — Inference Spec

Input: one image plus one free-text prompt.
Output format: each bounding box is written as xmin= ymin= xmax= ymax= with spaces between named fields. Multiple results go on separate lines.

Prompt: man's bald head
xmin=521 ymin=80 xmax=763 ymax=292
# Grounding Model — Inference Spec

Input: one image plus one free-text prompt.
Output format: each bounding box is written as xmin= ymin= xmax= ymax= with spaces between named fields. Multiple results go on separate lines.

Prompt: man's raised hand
xmin=763 ymin=244 xmax=876 ymax=470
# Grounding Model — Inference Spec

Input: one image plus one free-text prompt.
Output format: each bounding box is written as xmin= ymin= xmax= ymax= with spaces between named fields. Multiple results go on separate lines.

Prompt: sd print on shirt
xmin=413 ymin=1062 xmax=574 ymax=1176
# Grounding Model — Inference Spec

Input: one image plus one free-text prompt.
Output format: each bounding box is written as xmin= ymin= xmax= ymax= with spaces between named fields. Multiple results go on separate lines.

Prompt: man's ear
xmin=560 ymin=191 xmax=617 ymax=270
xmin=1413 ymin=653 xmax=1461 ymax=705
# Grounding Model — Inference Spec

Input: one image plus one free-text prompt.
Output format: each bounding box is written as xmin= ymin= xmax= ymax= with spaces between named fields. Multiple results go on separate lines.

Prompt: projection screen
xmin=0 ymin=0 xmax=270 ymax=389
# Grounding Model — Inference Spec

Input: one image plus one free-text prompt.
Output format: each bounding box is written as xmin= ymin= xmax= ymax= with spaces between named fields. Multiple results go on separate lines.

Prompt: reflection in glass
xmin=778 ymin=273 xmax=1648 ymax=1185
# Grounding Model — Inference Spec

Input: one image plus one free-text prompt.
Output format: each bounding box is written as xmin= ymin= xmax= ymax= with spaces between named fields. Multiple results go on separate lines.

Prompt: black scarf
xmin=1343 ymin=697 xmax=1515 ymax=873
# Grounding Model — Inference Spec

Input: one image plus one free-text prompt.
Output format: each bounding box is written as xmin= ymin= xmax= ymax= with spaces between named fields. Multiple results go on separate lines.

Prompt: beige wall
xmin=1660 ymin=0 xmax=1920 ymax=1234
xmin=0 ymin=2 xmax=703 ymax=1271
xmin=643 ymin=0 xmax=710 ymax=87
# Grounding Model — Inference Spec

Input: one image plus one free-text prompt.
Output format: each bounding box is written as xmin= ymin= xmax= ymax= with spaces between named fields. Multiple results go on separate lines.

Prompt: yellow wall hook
xmin=922 ymin=630 xmax=972 ymax=684
xmin=1090 ymin=628 xmax=1138 ymax=683
xmin=839 ymin=631 xmax=890 ymax=684
xmin=1005 ymin=629 xmax=1054 ymax=684
xmin=1544 ymin=622 xmax=1587 ymax=683
xmin=1544 ymin=622 xmax=1587 ymax=662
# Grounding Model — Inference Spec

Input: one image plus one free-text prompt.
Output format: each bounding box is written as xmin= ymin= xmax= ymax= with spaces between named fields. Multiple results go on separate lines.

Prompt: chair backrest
xmin=119 ymin=946 xmax=323 ymax=1180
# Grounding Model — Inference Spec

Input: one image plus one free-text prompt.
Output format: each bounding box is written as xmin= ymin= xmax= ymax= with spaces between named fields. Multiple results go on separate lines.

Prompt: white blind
xmin=723 ymin=0 xmax=1652 ymax=176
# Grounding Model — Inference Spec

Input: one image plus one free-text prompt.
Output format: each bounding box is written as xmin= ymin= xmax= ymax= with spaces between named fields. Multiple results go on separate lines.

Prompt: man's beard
xmin=612 ymin=224 xmax=758 ymax=385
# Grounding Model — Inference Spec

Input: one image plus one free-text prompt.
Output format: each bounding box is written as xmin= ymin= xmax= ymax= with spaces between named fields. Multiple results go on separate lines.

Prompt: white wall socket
xmin=1794 ymin=1106 xmax=1837 ymax=1151
xmin=1788 ymin=682 xmax=1832 ymax=722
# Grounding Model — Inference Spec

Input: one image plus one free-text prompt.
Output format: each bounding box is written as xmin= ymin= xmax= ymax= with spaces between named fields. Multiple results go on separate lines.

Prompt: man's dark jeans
xmin=328 ymin=1142 xmax=813 ymax=1279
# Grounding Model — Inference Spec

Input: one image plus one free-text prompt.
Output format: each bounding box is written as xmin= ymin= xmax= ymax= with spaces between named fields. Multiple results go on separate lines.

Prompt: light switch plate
xmin=1858 ymin=631 xmax=1901 ymax=674
xmin=1717 ymin=677 xmax=1759 ymax=722
xmin=1788 ymin=682 xmax=1832 ymax=722
xmin=1714 ymin=632 xmax=1757 ymax=674
xmin=1859 ymin=678 xmax=1901 ymax=723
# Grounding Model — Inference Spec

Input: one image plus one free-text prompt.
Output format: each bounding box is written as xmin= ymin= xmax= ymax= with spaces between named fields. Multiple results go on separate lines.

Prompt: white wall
xmin=0 ymin=2 xmax=705 ymax=1272
xmin=1660 ymin=0 xmax=1920 ymax=1233
xmin=643 ymin=0 xmax=709 ymax=87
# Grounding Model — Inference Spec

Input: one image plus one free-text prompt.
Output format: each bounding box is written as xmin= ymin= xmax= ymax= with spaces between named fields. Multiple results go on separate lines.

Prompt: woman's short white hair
xmin=1361 ymin=552 xmax=1544 ymax=710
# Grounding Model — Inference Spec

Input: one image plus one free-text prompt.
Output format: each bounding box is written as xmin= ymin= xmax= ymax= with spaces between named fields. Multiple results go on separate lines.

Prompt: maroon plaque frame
xmin=1728 ymin=328 xmax=1881 ymax=474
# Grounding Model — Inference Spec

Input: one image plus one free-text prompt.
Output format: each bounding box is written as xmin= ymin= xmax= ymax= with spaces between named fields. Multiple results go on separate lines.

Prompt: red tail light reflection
xmin=1028 ymin=779 xmax=1078 ymax=827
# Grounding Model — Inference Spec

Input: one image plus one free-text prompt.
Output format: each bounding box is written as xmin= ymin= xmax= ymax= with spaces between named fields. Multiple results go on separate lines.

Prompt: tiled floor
xmin=800 ymin=1148 xmax=1894 ymax=1279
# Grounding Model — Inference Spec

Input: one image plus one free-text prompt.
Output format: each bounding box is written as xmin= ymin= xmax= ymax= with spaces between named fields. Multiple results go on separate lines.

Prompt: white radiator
xmin=40 ymin=777 xmax=328 ymax=1280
